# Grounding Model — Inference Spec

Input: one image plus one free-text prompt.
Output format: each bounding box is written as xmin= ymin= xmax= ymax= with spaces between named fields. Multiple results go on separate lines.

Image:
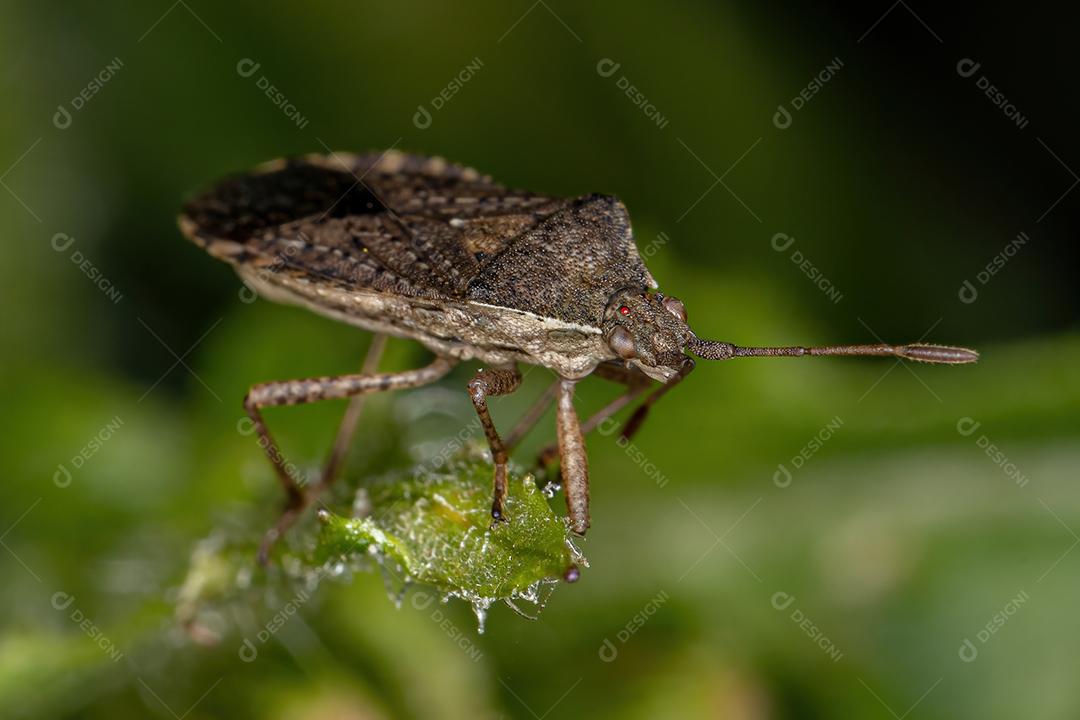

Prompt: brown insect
xmin=179 ymin=150 xmax=978 ymax=563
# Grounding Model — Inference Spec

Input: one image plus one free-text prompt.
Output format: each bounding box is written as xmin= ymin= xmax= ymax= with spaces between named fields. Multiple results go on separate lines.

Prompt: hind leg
xmin=243 ymin=353 xmax=457 ymax=563
xmin=318 ymin=334 xmax=388 ymax=495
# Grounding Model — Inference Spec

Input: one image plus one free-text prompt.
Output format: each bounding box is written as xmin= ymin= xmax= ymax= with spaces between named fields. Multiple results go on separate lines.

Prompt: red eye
xmin=619 ymin=305 xmax=631 ymax=316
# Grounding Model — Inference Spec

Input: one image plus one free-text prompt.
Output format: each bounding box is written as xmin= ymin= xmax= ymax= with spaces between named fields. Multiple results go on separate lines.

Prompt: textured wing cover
xmin=465 ymin=194 xmax=654 ymax=325
xmin=180 ymin=151 xmax=654 ymax=325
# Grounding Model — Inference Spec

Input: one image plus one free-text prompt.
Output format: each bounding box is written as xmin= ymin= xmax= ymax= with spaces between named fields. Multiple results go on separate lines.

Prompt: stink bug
xmin=179 ymin=150 xmax=978 ymax=562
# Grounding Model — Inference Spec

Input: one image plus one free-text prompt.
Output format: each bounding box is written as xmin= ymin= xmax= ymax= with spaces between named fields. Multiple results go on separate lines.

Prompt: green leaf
xmin=175 ymin=453 xmax=585 ymax=636
xmin=315 ymin=458 xmax=585 ymax=630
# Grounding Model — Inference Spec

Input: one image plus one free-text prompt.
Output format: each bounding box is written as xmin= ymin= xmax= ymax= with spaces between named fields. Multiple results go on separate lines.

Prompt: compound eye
xmin=607 ymin=325 xmax=636 ymax=359
xmin=662 ymin=296 xmax=687 ymax=323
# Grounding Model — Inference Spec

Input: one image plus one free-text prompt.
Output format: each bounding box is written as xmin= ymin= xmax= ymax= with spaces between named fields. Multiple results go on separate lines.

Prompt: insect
xmin=179 ymin=150 xmax=978 ymax=563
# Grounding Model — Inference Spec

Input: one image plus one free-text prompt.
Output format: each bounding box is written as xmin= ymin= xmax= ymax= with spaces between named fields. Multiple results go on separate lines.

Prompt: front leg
xmin=619 ymin=357 xmax=694 ymax=441
xmin=535 ymin=361 xmax=653 ymax=469
xmin=556 ymin=379 xmax=590 ymax=535
xmin=466 ymin=366 xmax=522 ymax=524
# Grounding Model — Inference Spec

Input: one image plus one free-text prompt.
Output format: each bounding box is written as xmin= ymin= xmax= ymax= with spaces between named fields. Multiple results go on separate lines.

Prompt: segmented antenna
xmin=688 ymin=338 xmax=979 ymax=364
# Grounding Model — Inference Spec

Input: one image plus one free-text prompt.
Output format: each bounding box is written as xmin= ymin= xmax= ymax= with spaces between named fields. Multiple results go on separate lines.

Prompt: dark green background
xmin=3 ymin=2 xmax=1078 ymax=718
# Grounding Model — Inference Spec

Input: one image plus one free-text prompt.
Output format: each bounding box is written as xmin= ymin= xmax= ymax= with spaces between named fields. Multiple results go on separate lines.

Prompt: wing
xmin=179 ymin=151 xmax=569 ymax=299
xmin=466 ymin=194 xmax=657 ymax=325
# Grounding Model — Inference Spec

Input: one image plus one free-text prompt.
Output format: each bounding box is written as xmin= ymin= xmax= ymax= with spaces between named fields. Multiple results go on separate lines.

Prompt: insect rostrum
xmin=179 ymin=150 xmax=978 ymax=565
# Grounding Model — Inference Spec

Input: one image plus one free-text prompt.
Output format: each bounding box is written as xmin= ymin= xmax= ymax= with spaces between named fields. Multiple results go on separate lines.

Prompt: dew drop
xmin=471 ymin=598 xmax=492 ymax=634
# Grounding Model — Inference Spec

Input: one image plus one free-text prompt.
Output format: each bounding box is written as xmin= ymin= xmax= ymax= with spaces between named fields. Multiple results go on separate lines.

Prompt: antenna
xmin=688 ymin=337 xmax=979 ymax=364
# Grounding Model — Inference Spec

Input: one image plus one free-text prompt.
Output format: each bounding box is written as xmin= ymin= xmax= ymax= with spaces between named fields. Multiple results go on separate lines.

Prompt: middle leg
xmin=466 ymin=365 xmax=522 ymax=524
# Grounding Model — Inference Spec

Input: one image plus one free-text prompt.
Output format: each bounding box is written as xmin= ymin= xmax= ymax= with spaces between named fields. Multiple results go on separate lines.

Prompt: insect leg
xmin=556 ymin=379 xmax=590 ymax=536
xmin=535 ymin=382 xmax=651 ymax=469
xmin=318 ymin=334 xmax=388 ymax=493
xmin=243 ymin=354 xmax=457 ymax=563
xmin=619 ymin=358 xmax=695 ymax=442
xmin=591 ymin=360 xmax=655 ymax=388
xmin=503 ymin=379 xmax=560 ymax=451
xmin=535 ymin=362 xmax=653 ymax=468
xmin=466 ymin=366 xmax=523 ymax=524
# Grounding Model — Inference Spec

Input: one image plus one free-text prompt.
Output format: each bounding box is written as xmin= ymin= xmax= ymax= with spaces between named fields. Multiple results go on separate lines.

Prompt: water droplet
xmin=540 ymin=481 xmax=560 ymax=499
xmin=471 ymin=598 xmax=492 ymax=634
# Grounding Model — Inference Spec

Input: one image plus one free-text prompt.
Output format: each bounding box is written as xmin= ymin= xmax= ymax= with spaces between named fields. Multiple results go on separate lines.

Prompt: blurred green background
xmin=3 ymin=1 xmax=1078 ymax=718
